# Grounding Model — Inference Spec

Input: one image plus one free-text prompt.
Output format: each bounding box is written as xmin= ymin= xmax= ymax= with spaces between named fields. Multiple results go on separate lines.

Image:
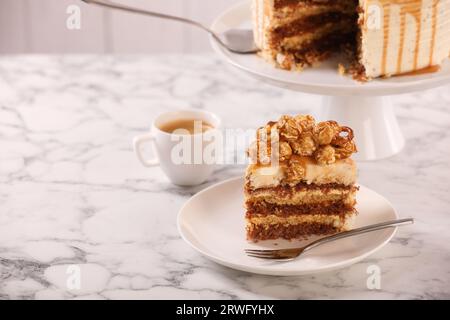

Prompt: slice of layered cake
xmin=252 ymin=0 xmax=450 ymax=80
xmin=245 ymin=115 xmax=358 ymax=241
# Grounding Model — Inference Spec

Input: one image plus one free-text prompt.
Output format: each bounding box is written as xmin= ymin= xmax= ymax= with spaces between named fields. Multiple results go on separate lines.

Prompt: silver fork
xmin=246 ymin=218 xmax=414 ymax=261
xmin=81 ymin=0 xmax=258 ymax=54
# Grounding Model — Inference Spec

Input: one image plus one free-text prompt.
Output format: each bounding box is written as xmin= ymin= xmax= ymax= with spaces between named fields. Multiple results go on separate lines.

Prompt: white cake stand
xmin=210 ymin=1 xmax=450 ymax=161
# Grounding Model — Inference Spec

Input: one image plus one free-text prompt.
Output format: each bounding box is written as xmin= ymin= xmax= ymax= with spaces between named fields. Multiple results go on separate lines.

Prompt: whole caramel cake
xmin=252 ymin=0 xmax=450 ymax=80
xmin=245 ymin=115 xmax=358 ymax=241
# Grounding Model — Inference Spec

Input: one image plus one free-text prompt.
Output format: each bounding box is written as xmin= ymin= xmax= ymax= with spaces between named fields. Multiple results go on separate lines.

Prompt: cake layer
xmin=275 ymin=19 xmax=356 ymax=51
xmin=246 ymin=210 xmax=356 ymax=240
xmin=273 ymin=12 xmax=356 ymax=42
xmin=272 ymin=3 xmax=356 ymax=28
xmin=282 ymin=30 xmax=356 ymax=55
xmin=273 ymin=30 xmax=357 ymax=68
xmin=247 ymin=222 xmax=339 ymax=240
xmin=274 ymin=0 xmax=356 ymax=10
xmin=246 ymin=158 xmax=357 ymax=189
xmin=247 ymin=213 xmax=353 ymax=228
xmin=253 ymin=0 xmax=356 ymax=30
xmin=245 ymin=183 xmax=358 ymax=205
xmin=246 ymin=200 xmax=356 ymax=217
xmin=252 ymin=0 xmax=358 ymax=50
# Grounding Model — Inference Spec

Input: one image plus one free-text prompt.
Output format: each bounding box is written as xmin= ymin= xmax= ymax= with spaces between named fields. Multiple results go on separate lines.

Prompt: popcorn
xmin=294 ymin=114 xmax=315 ymax=132
xmin=250 ymin=114 xmax=357 ymax=165
xmin=332 ymin=126 xmax=357 ymax=159
xmin=277 ymin=115 xmax=300 ymax=140
xmin=314 ymin=121 xmax=340 ymax=145
xmin=315 ymin=145 xmax=336 ymax=165
xmin=334 ymin=140 xmax=357 ymax=159
xmin=279 ymin=141 xmax=293 ymax=161
xmin=293 ymin=132 xmax=317 ymax=156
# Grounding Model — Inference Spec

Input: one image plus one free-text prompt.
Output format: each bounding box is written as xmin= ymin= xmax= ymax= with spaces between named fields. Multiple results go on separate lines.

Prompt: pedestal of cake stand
xmin=319 ymin=96 xmax=404 ymax=161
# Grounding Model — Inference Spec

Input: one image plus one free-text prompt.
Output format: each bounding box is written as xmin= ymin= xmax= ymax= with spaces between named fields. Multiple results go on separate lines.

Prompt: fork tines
xmin=245 ymin=249 xmax=294 ymax=260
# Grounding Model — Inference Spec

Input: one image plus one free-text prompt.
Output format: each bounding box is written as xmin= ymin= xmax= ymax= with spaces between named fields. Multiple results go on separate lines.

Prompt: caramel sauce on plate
xmin=395 ymin=64 xmax=441 ymax=76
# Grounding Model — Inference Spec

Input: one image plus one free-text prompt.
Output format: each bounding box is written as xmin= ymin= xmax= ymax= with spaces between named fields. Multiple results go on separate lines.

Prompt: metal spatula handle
xmin=81 ymin=0 xmax=249 ymax=53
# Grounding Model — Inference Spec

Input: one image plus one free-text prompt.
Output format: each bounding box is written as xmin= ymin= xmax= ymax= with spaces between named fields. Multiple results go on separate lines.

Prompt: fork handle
xmin=303 ymin=218 xmax=414 ymax=253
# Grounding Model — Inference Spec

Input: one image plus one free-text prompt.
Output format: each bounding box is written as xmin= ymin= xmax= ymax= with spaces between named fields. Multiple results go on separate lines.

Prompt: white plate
xmin=210 ymin=1 xmax=450 ymax=96
xmin=178 ymin=177 xmax=398 ymax=276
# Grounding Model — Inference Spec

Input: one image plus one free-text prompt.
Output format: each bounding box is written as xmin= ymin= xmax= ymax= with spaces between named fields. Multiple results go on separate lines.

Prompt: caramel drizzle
xmin=377 ymin=0 xmax=439 ymax=75
xmin=429 ymin=0 xmax=439 ymax=65
xmin=398 ymin=1 xmax=423 ymax=73
xmin=256 ymin=126 xmax=260 ymax=163
xmin=413 ymin=4 xmax=422 ymax=70
xmin=381 ymin=2 xmax=391 ymax=75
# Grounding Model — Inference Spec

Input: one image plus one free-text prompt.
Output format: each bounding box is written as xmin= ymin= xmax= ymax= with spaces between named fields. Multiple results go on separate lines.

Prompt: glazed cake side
xmin=358 ymin=0 xmax=450 ymax=78
xmin=244 ymin=115 xmax=359 ymax=242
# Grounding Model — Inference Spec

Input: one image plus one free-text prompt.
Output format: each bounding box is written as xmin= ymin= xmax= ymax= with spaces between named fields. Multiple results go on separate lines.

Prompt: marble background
xmin=0 ymin=55 xmax=449 ymax=299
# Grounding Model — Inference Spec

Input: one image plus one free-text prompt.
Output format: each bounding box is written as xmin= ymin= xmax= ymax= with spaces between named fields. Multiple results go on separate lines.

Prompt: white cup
xmin=133 ymin=109 xmax=222 ymax=186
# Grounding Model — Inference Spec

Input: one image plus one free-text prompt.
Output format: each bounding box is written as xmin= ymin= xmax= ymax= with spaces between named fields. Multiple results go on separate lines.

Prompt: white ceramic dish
xmin=178 ymin=177 xmax=398 ymax=276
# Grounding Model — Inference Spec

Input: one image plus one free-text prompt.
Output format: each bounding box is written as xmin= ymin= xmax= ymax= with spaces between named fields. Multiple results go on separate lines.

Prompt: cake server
xmin=245 ymin=218 xmax=414 ymax=261
xmin=81 ymin=0 xmax=258 ymax=54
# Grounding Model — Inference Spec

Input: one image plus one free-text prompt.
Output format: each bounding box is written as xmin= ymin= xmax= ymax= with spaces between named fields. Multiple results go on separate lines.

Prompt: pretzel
xmin=332 ymin=126 xmax=354 ymax=147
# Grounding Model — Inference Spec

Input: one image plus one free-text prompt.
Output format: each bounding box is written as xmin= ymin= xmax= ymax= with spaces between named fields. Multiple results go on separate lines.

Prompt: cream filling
xmin=247 ymin=213 xmax=356 ymax=228
xmin=304 ymin=158 xmax=356 ymax=186
xmin=248 ymin=165 xmax=285 ymax=189
xmin=246 ymin=189 xmax=357 ymax=206
xmin=271 ymin=4 xmax=356 ymax=28
xmin=247 ymin=158 xmax=357 ymax=189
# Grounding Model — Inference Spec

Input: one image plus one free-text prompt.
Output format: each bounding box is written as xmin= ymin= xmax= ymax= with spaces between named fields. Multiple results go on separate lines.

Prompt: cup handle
xmin=133 ymin=133 xmax=159 ymax=167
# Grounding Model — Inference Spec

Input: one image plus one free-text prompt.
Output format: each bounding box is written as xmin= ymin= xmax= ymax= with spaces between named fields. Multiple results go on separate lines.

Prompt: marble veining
xmin=0 ymin=55 xmax=449 ymax=300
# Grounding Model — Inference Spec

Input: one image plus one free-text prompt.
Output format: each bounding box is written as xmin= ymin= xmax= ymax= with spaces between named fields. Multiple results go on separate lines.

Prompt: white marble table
xmin=0 ymin=55 xmax=449 ymax=300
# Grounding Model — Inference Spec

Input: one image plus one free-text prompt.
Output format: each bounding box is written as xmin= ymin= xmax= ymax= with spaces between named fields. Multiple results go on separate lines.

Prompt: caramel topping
xmin=247 ymin=114 xmax=357 ymax=172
